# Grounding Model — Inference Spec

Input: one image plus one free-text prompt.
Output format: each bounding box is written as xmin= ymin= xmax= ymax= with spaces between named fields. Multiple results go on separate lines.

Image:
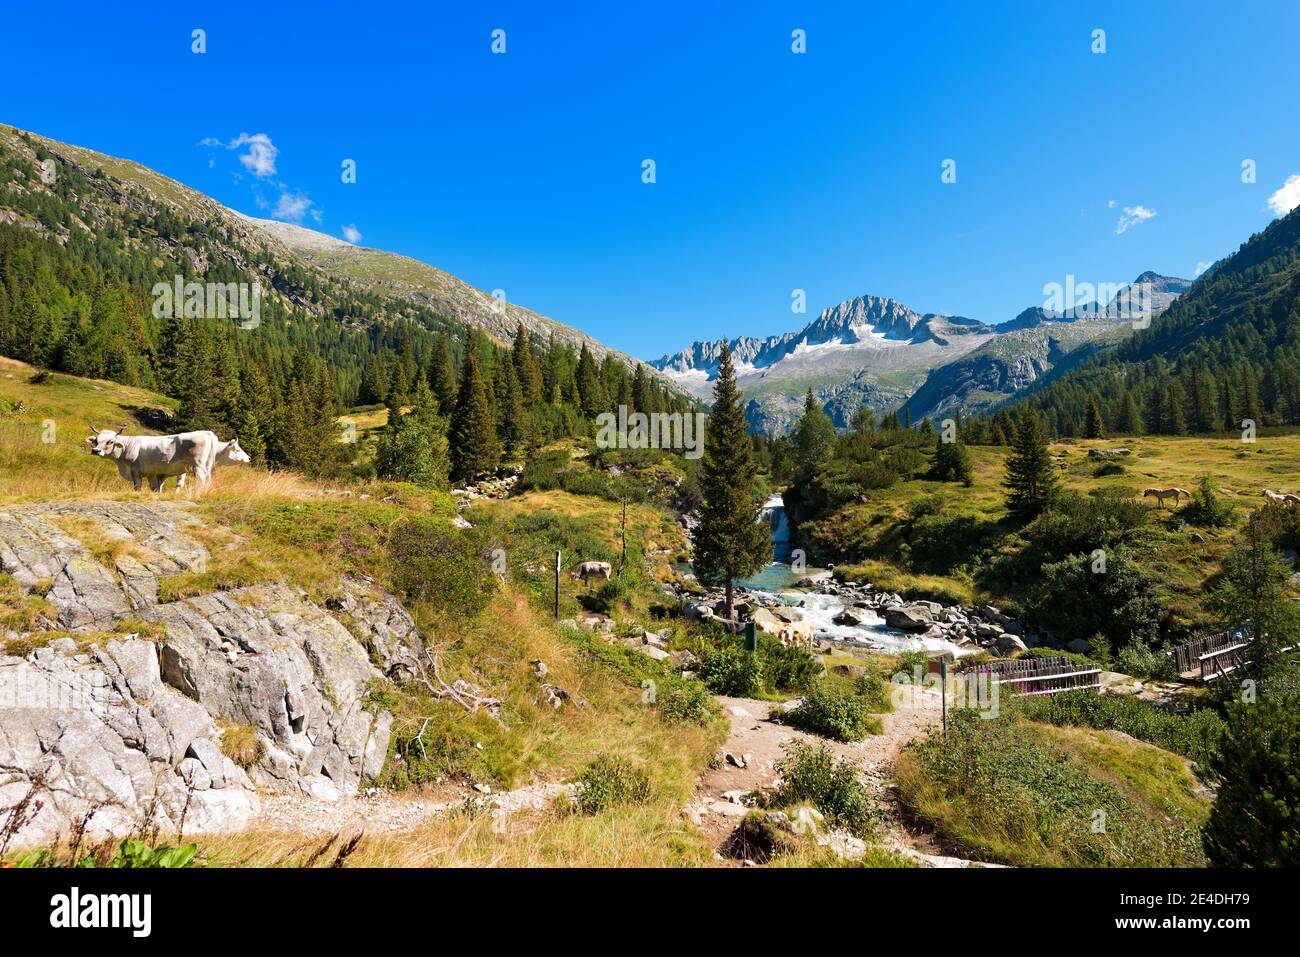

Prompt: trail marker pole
xmin=554 ymin=550 xmax=561 ymax=620
xmin=941 ymin=657 xmax=948 ymax=739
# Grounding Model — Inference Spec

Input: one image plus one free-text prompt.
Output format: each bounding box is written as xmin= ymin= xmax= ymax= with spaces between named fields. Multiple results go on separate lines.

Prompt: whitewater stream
xmin=735 ymin=494 xmax=968 ymax=656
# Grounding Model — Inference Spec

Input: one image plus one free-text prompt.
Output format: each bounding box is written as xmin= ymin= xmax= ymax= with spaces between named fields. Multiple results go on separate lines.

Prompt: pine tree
xmin=1163 ymin=382 xmax=1189 ymax=435
xmin=450 ymin=346 xmax=500 ymax=482
xmin=511 ymin=323 xmax=544 ymax=405
xmin=931 ymin=429 xmax=973 ymax=486
xmin=1115 ymin=390 xmax=1144 ymax=434
xmin=991 ymin=409 xmax=1015 ymax=446
xmin=497 ymin=357 xmax=525 ymax=452
xmin=1083 ymin=395 xmax=1106 ymax=439
xmin=693 ymin=343 xmax=771 ymax=619
xmin=791 ymin=389 xmax=837 ymax=482
xmin=429 ymin=332 xmax=457 ymax=413
xmin=575 ymin=343 xmax=602 ymax=418
xmin=1004 ymin=409 xmax=1057 ymax=519
xmin=376 ymin=378 xmax=450 ymax=489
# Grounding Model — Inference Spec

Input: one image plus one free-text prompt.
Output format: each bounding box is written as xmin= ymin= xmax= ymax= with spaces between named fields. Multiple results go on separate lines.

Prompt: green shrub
xmin=785 ymin=683 xmax=883 ymax=742
xmin=572 ymin=755 xmax=651 ymax=814
xmin=769 ymin=740 xmax=877 ymax=837
xmin=1178 ymin=475 xmax=1238 ymax=528
xmin=897 ymin=711 xmax=1205 ymax=867
xmin=757 ymin=633 xmax=821 ymax=693
xmin=697 ymin=643 xmax=764 ymax=697
xmin=852 ymin=671 xmax=893 ymax=712
xmin=657 ymin=680 xmax=718 ymax=726
xmin=1013 ymin=690 xmax=1225 ymax=769
xmin=17 ymin=839 xmax=199 ymax=869
xmin=1115 ymin=641 xmax=1177 ymax=680
xmin=1202 ymin=694 xmax=1300 ymax=866
xmin=387 ymin=516 xmax=494 ymax=617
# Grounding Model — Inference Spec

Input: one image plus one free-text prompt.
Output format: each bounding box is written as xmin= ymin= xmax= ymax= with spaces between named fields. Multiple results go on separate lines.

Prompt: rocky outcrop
xmin=0 ymin=502 xmax=402 ymax=846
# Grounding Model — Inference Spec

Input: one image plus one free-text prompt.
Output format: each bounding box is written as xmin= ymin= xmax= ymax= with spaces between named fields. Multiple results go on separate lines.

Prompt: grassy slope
xmin=0 ymin=360 xmax=727 ymax=866
xmin=895 ymin=715 xmax=1209 ymax=868
xmin=826 ymin=431 xmax=1300 ymax=625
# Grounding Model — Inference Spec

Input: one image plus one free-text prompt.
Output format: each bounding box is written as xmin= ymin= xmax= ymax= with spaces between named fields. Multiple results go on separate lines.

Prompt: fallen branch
xmin=415 ymin=646 xmax=506 ymax=729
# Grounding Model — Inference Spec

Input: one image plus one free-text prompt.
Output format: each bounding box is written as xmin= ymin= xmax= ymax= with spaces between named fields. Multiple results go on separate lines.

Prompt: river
xmin=690 ymin=494 xmax=968 ymax=656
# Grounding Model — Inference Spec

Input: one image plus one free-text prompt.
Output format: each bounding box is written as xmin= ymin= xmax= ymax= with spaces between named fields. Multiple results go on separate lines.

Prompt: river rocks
xmin=883 ymin=604 xmax=934 ymax=631
xmin=0 ymin=502 xmax=400 ymax=847
xmin=995 ymin=634 xmax=1029 ymax=655
xmin=832 ymin=609 xmax=863 ymax=627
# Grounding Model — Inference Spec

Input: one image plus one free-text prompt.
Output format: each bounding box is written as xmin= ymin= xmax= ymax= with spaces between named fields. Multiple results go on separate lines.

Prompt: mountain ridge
xmin=651 ymin=274 xmax=1190 ymax=433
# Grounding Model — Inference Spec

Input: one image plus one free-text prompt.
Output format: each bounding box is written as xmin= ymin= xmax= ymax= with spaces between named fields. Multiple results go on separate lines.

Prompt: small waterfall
xmin=762 ymin=493 xmax=792 ymax=562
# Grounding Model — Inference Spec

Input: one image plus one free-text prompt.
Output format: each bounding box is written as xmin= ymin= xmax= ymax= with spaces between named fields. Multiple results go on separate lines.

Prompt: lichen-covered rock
xmin=0 ymin=502 xmax=402 ymax=847
xmin=0 ymin=640 xmax=257 ymax=844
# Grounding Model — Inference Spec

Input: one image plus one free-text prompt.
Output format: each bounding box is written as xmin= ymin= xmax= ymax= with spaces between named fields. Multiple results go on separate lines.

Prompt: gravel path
xmin=251 ymin=781 xmax=574 ymax=837
xmin=685 ymin=681 xmax=999 ymax=866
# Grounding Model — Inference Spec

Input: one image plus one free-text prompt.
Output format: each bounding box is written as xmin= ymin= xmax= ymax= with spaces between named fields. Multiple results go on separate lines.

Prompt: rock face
xmin=0 ymin=502 xmax=400 ymax=846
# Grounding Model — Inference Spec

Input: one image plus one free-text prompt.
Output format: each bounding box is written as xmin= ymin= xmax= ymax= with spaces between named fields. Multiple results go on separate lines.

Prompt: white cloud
xmin=1115 ymin=205 xmax=1157 ymax=234
xmin=273 ymin=191 xmax=313 ymax=223
xmin=1107 ymin=199 xmax=1117 ymax=208
xmin=228 ymin=132 xmax=278 ymax=177
xmin=1267 ymin=174 xmax=1300 ymax=217
xmin=341 ymin=224 xmax=362 ymax=244
xmin=199 ymin=133 xmax=279 ymax=177
xmin=1194 ymin=260 xmax=1213 ymax=277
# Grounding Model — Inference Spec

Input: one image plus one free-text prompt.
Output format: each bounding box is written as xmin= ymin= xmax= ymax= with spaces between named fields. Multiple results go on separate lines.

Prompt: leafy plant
xmin=572 ymin=755 xmax=651 ymax=815
xmin=769 ymin=740 xmax=877 ymax=837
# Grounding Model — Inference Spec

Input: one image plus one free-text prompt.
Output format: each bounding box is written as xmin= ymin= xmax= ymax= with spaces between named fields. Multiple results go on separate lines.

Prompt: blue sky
xmin=3 ymin=1 xmax=1298 ymax=360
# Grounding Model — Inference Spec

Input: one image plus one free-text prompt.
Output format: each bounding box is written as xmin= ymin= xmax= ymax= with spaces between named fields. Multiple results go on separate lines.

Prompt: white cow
xmin=572 ymin=561 xmax=613 ymax=589
xmin=176 ymin=437 xmax=251 ymax=489
xmin=86 ymin=425 xmax=219 ymax=492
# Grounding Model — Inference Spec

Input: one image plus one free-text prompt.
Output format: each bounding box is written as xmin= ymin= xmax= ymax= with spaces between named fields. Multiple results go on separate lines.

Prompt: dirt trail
xmin=687 ymin=682 xmax=999 ymax=866
xmin=249 ymin=781 xmax=574 ymax=838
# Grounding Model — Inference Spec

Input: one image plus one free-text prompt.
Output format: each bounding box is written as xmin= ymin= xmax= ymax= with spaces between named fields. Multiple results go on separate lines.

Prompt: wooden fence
xmin=965 ymin=657 xmax=1103 ymax=697
xmin=1172 ymin=630 xmax=1251 ymax=682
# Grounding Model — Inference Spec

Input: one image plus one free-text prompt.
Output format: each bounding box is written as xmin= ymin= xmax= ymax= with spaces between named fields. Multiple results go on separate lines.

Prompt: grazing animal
xmin=1142 ymin=486 xmax=1189 ymax=509
xmin=86 ymin=425 xmax=219 ymax=492
xmin=177 ymin=437 xmax=251 ymax=489
xmin=1263 ymin=489 xmax=1300 ymax=506
xmin=777 ymin=620 xmax=814 ymax=650
xmin=571 ymin=561 xmax=613 ymax=588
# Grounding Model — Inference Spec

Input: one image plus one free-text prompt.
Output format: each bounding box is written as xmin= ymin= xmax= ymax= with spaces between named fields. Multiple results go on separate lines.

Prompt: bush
xmin=1025 ymin=549 xmax=1166 ymax=655
xmin=757 ymin=633 xmax=821 ymax=694
xmin=896 ymin=711 xmax=1205 ymax=867
xmin=785 ymin=683 xmax=883 ymax=742
xmin=572 ymin=755 xmax=651 ymax=814
xmin=657 ymin=680 xmax=718 ymax=726
xmin=1202 ymin=694 xmax=1300 ymax=866
xmin=697 ymin=643 xmax=764 ymax=697
xmin=1178 ymin=475 xmax=1238 ymax=528
xmin=769 ymin=740 xmax=877 ymax=837
xmin=1115 ymin=641 xmax=1177 ymax=680
xmin=387 ymin=516 xmax=494 ymax=617
xmin=852 ymin=671 xmax=893 ymax=712
xmin=1013 ymin=690 xmax=1225 ymax=768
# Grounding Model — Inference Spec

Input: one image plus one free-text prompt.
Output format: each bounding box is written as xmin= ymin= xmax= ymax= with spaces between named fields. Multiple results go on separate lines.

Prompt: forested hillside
xmin=1011 ymin=207 xmax=1300 ymax=436
xmin=0 ymin=125 xmax=688 ymax=481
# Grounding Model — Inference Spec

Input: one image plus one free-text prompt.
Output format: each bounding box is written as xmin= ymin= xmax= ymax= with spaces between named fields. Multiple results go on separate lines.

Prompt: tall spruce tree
xmin=693 ymin=343 xmax=771 ymax=619
xmin=429 ymin=332 xmax=458 ymax=413
xmin=1083 ymin=395 xmax=1106 ymax=439
xmin=931 ymin=429 xmax=973 ymax=485
xmin=791 ymin=389 xmax=837 ymax=482
xmin=1004 ymin=408 xmax=1057 ymax=519
xmin=450 ymin=346 xmax=500 ymax=482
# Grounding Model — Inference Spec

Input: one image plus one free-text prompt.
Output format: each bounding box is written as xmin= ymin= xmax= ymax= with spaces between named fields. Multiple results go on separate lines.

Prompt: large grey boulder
xmin=0 ymin=501 xmax=401 ymax=847
xmin=883 ymin=604 xmax=934 ymax=631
